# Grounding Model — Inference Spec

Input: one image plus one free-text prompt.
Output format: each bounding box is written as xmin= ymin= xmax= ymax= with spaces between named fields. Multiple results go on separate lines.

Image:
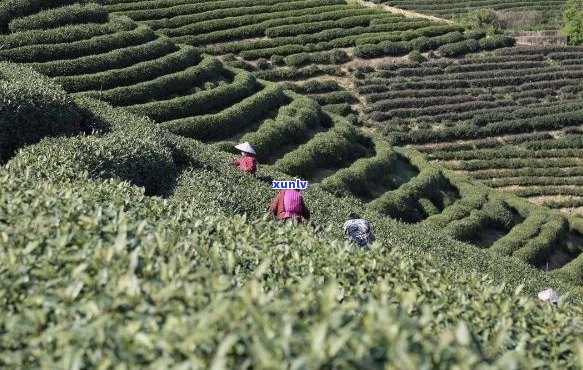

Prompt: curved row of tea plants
xmin=2 ymin=61 xmax=583 ymax=368
xmin=356 ymin=45 xmax=583 ymax=213
xmin=366 ymin=0 xmax=567 ymax=20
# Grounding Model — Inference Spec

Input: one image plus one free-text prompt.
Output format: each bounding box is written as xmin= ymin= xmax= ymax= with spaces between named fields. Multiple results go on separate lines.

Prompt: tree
xmin=461 ymin=9 xmax=507 ymax=35
xmin=564 ymin=0 xmax=583 ymax=45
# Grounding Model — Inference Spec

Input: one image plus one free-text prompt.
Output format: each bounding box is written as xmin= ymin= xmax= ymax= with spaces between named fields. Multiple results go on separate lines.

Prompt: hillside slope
xmin=357 ymin=45 xmax=583 ymax=215
xmin=2 ymin=62 xmax=583 ymax=368
xmin=2 ymin=1 xmax=583 ymax=301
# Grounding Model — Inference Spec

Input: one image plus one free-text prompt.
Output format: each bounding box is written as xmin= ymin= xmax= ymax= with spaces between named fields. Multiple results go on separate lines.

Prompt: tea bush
xmin=0 ymin=0 xmax=80 ymax=32
xmin=0 ymin=14 xmax=134 ymax=48
xmin=240 ymin=93 xmax=324 ymax=161
xmin=2 ymin=61 xmax=583 ymax=366
xmin=77 ymin=56 xmax=223 ymax=106
xmin=273 ymin=116 xmax=373 ymax=179
xmin=29 ymin=38 xmax=177 ymax=77
xmin=0 ymin=24 xmax=156 ymax=63
xmin=126 ymin=71 xmax=260 ymax=122
xmin=0 ymin=62 xmax=94 ymax=161
xmin=8 ymin=2 xmax=108 ymax=32
xmin=55 ymin=45 xmax=201 ymax=92
xmin=162 ymin=84 xmax=287 ymax=141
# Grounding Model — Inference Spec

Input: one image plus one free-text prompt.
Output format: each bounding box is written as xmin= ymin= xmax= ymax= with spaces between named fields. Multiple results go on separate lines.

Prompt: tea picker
xmin=231 ymin=142 xmax=257 ymax=175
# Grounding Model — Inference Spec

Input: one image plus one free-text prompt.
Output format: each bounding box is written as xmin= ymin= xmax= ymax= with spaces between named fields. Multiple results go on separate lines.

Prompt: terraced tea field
xmin=96 ymin=0 xmax=517 ymax=117
xmin=2 ymin=0 xmax=583 ymax=291
xmin=366 ymin=0 xmax=567 ymax=20
xmin=2 ymin=0 xmax=583 ymax=367
xmin=357 ymin=45 xmax=583 ymax=214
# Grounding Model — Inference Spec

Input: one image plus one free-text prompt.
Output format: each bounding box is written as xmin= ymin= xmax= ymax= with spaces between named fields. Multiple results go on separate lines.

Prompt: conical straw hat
xmin=234 ymin=142 xmax=256 ymax=155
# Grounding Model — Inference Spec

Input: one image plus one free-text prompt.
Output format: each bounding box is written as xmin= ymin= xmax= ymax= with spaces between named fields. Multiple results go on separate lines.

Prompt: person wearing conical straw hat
xmin=231 ymin=142 xmax=257 ymax=175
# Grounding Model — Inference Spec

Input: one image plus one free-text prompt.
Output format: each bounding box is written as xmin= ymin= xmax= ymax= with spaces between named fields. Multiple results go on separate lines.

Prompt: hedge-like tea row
xmin=445 ymin=158 xmax=583 ymax=172
xmin=471 ymin=167 xmax=583 ymax=180
xmin=490 ymin=211 xmax=550 ymax=256
xmin=393 ymin=109 xmax=583 ymax=144
xmin=126 ymin=71 xmax=260 ymax=122
xmin=291 ymin=79 xmax=340 ymax=94
xmin=430 ymin=148 xmax=583 ymax=161
xmin=354 ymin=29 xmax=471 ymax=58
xmin=483 ymin=176 xmax=583 ymax=188
xmin=353 ymin=24 xmax=459 ymax=45
xmin=543 ymin=197 xmax=583 ymax=209
xmin=443 ymin=199 xmax=517 ymax=243
xmin=115 ymin=0 xmax=344 ymax=22
xmin=55 ymin=45 xmax=201 ymax=93
xmin=283 ymin=50 xmax=349 ymax=67
xmin=205 ymin=24 xmax=460 ymax=58
xmin=0 ymin=62 xmax=93 ymax=161
xmin=8 ymin=3 xmax=109 ymax=32
xmin=162 ymin=85 xmax=287 ymax=141
xmin=424 ymin=187 xmax=489 ymax=229
xmin=240 ymin=94 xmax=324 ymax=161
xmin=438 ymin=39 xmax=480 ymax=57
xmin=0 ymin=15 xmax=135 ymax=49
xmin=76 ymin=56 xmax=222 ymax=106
xmin=511 ymin=187 xmax=583 ymax=198
xmin=100 ymin=0 xmax=288 ymax=12
xmin=513 ymin=217 xmax=568 ymax=267
xmin=273 ymin=116 xmax=372 ymax=180
xmin=309 ymin=91 xmax=355 ymax=105
xmin=379 ymin=0 xmax=564 ymax=18
xmin=0 ymin=0 xmax=78 ymax=33
xmin=369 ymin=167 xmax=448 ymax=223
xmin=319 ymin=140 xmax=407 ymax=198
xmin=479 ymin=35 xmax=516 ymax=51
xmin=264 ymin=14 xmax=380 ymax=38
xmin=159 ymin=5 xmax=370 ymax=38
xmin=253 ymin=65 xmax=343 ymax=81
xmin=27 ymin=38 xmax=177 ymax=77
xmin=0 ymin=25 xmax=156 ymax=63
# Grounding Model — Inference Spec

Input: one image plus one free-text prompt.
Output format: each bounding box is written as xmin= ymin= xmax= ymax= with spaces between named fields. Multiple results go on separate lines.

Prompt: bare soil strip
xmin=346 ymin=0 xmax=455 ymax=25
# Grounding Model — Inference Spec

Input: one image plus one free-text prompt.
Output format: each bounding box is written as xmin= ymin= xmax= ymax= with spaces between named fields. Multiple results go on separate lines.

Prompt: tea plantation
xmin=356 ymin=45 xmax=583 ymax=214
xmin=95 ymin=0 xmax=516 ymax=120
xmin=365 ymin=0 xmax=567 ymax=21
xmin=2 ymin=0 xmax=583 ymax=368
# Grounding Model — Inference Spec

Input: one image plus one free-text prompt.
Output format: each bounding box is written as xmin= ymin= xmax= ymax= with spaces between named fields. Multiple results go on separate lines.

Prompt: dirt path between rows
xmin=346 ymin=0 xmax=455 ymax=25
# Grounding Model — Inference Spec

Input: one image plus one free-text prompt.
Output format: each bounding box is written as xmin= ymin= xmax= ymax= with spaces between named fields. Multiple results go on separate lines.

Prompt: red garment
xmin=233 ymin=155 xmax=257 ymax=174
xmin=269 ymin=190 xmax=310 ymax=221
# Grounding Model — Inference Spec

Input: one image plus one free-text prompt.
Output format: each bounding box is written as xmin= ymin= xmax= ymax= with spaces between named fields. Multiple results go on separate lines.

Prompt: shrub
xmin=55 ymin=45 xmax=200 ymax=93
xmin=8 ymin=3 xmax=109 ymax=32
xmin=563 ymin=0 xmax=583 ymax=45
xmin=0 ymin=62 xmax=94 ymax=161
xmin=240 ymin=94 xmax=324 ymax=161
xmin=162 ymin=84 xmax=288 ymax=141
xmin=256 ymin=57 xmax=271 ymax=70
xmin=270 ymin=54 xmax=284 ymax=66
xmin=283 ymin=50 xmax=350 ymax=67
xmin=274 ymin=116 xmax=372 ymax=179
xmin=0 ymin=15 xmax=135 ymax=49
xmin=29 ymin=38 xmax=177 ymax=77
xmin=438 ymin=39 xmax=481 ymax=57
xmin=479 ymin=35 xmax=516 ymax=50
xmin=8 ymin=97 xmax=178 ymax=195
xmin=408 ymin=50 xmax=426 ymax=63
xmin=0 ymin=25 xmax=156 ymax=63
xmin=125 ymin=71 xmax=260 ymax=122
xmin=0 ymin=0 xmax=79 ymax=33
xmin=77 ymin=55 xmax=222 ymax=106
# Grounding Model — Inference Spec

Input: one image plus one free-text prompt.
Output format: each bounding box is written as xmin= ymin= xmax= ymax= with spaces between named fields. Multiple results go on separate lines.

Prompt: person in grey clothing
xmin=343 ymin=213 xmax=375 ymax=246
